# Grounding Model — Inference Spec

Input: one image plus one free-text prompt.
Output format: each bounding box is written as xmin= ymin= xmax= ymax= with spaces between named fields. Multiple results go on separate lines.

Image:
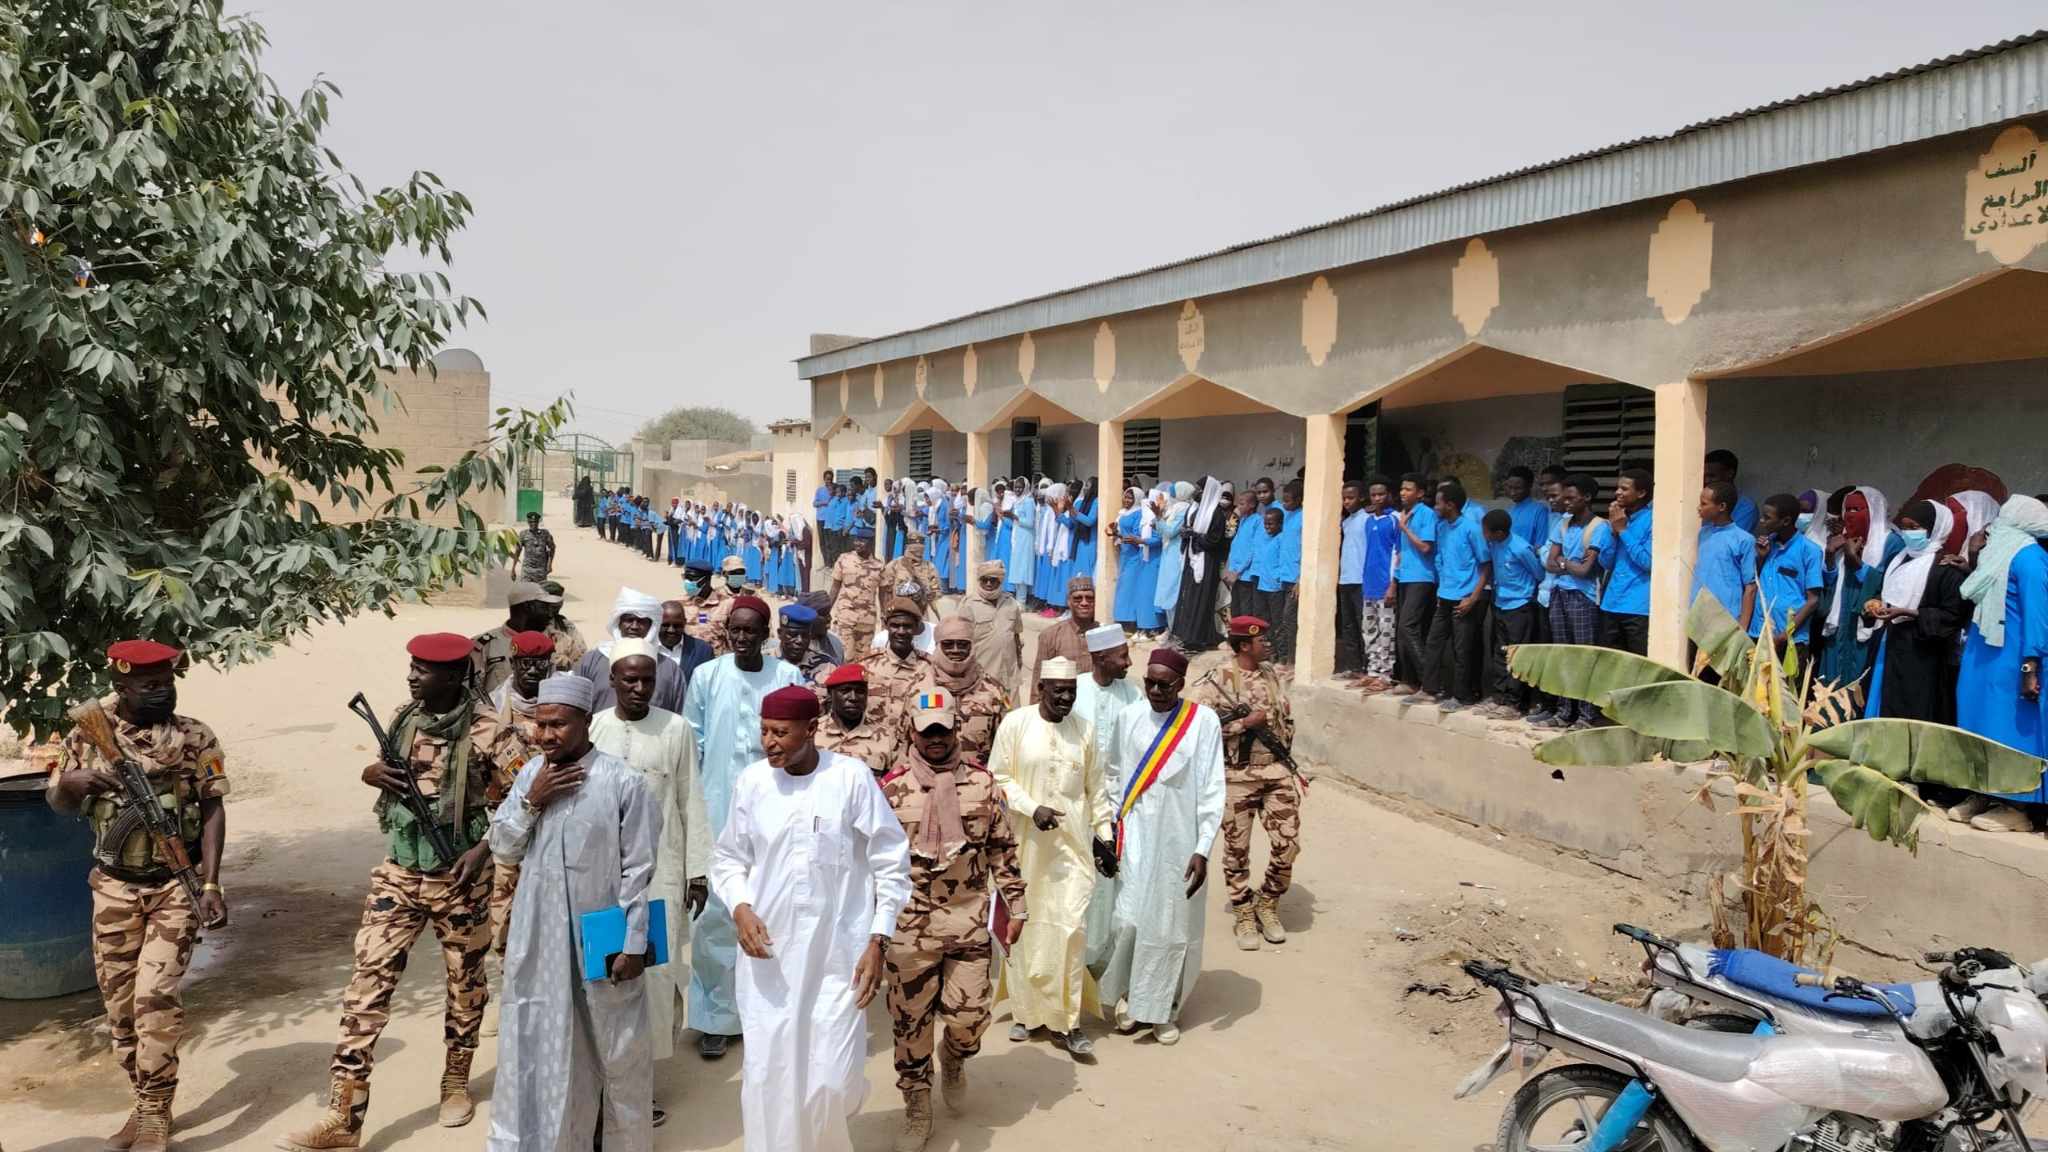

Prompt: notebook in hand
xmin=578 ymin=899 xmax=668 ymax=982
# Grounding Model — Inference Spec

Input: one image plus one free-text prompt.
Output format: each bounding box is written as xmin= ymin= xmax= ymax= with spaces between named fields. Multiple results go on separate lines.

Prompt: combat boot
xmin=1255 ymin=893 xmax=1287 ymax=944
xmin=276 ymin=1077 xmax=369 ymax=1151
xmin=939 ymin=1050 xmax=967 ymax=1111
xmin=1233 ymin=901 xmax=1261 ymax=951
xmin=130 ymin=1087 xmax=174 ymax=1152
xmin=437 ymin=1049 xmax=475 ymax=1127
xmin=103 ymin=1104 xmax=138 ymax=1151
xmin=894 ymin=1086 xmax=933 ymax=1152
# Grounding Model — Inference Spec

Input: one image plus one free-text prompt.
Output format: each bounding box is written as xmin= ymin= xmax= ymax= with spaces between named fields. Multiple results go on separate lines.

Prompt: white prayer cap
xmin=1084 ymin=624 xmax=1127 ymax=653
xmin=537 ymin=674 xmax=597 ymax=711
xmin=1038 ymin=656 xmax=1080 ymax=681
xmin=611 ymin=637 xmax=657 ymax=664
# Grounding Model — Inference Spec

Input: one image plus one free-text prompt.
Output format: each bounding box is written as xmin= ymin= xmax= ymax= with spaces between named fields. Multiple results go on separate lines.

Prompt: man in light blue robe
xmin=681 ymin=596 xmax=806 ymax=1059
xmin=1007 ymin=480 xmax=1037 ymax=601
xmin=1074 ymin=624 xmax=1141 ymax=970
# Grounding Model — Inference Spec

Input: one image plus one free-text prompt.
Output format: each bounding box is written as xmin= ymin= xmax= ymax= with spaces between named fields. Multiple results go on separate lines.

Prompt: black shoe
xmin=699 ymin=1033 xmax=729 ymax=1059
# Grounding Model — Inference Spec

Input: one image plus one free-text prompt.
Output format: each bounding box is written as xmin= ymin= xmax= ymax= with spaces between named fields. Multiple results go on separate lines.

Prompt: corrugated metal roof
xmin=798 ymin=31 xmax=2048 ymax=380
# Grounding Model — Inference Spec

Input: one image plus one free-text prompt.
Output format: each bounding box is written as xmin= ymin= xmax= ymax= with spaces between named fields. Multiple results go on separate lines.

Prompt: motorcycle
xmin=1455 ymin=948 xmax=2048 ymax=1152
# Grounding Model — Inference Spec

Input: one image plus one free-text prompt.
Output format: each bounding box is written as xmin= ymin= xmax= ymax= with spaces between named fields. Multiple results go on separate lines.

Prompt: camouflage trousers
xmin=330 ymin=859 xmax=492 ymax=1080
xmin=1221 ymin=769 xmax=1302 ymax=907
xmin=885 ymin=934 xmax=992 ymax=1091
xmin=88 ymin=869 xmax=199 ymax=1094
xmin=488 ymin=860 xmax=521 ymax=957
xmin=833 ymin=616 xmax=876 ymax=666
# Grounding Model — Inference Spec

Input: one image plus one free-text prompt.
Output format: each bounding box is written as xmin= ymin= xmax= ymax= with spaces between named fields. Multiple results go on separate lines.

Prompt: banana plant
xmin=1507 ymin=593 xmax=2043 ymax=962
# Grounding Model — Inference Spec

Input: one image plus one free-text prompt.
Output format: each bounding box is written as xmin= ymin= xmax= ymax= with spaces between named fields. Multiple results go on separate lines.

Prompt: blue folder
xmin=578 ymin=899 xmax=669 ymax=982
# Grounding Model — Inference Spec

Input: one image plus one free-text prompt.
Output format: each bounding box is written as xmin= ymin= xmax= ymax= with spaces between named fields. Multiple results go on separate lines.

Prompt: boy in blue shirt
xmin=1273 ymin=480 xmax=1305 ymax=666
xmin=1415 ymin=480 xmax=1492 ymax=712
xmin=1482 ymin=507 xmax=1547 ymax=718
xmin=1250 ymin=504 xmax=1288 ymax=636
xmin=1704 ymin=449 xmax=1759 ymax=534
xmin=1223 ymin=490 xmax=1263 ymax=619
xmin=1691 ymin=479 xmax=1757 ymax=635
xmin=1391 ymin=473 xmax=1440 ymax=696
xmin=1538 ymin=474 xmax=1611 ymax=729
xmin=1505 ymin=466 xmax=1550 ymax=550
xmin=1597 ymin=468 xmax=1656 ymax=656
xmin=1750 ymin=492 xmax=1827 ymax=665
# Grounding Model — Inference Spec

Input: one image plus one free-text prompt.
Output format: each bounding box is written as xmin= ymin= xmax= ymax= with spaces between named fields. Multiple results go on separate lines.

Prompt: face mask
xmin=134 ymin=686 xmax=177 ymax=724
xmin=726 ymin=575 xmax=746 ymax=592
xmin=684 ymin=579 xmax=705 ymax=597
xmin=1898 ymin=529 xmax=1930 ymax=550
xmin=1796 ymin=512 xmax=1814 ymax=534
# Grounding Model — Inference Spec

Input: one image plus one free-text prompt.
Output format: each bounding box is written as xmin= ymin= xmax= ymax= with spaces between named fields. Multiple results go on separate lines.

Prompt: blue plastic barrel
xmin=0 ymin=770 xmax=99 ymax=998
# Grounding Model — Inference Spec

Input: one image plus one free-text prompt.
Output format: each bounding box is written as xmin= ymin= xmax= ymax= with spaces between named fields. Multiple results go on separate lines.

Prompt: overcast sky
xmin=241 ymin=1 xmax=2031 ymax=444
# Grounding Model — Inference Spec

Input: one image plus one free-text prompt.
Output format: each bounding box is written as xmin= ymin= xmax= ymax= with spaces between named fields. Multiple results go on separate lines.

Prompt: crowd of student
xmin=1322 ymin=452 xmax=2048 ymax=832
xmin=589 ymin=485 xmax=810 ymax=597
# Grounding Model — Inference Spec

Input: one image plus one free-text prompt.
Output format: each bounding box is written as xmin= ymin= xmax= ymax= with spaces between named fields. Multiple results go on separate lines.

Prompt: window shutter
xmin=908 ymin=430 xmax=934 ymax=480
xmin=1122 ymin=420 xmax=1161 ymax=487
xmin=1561 ymin=384 xmax=1655 ymax=509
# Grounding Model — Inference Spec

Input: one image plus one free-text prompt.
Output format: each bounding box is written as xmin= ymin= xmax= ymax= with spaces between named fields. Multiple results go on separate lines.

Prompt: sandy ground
xmin=3 ymin=501 xmax=1712 ymax=1151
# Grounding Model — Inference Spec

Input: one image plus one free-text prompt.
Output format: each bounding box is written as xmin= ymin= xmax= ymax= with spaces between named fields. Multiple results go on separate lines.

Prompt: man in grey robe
xmin=487 ymin=674 xmax=660 ymax=1152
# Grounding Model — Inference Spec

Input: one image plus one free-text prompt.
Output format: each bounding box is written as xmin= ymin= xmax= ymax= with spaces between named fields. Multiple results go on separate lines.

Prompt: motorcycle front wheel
xmin=1497 ymin=1065 xmax=1701 ymax=1152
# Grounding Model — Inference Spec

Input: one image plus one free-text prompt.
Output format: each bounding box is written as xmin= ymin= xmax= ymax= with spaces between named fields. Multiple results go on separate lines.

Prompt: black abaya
xmin=1870 ymin=562 xmax=1968 ymax=725
xmin=1171 ymin=506 xmax=1231 ymax=649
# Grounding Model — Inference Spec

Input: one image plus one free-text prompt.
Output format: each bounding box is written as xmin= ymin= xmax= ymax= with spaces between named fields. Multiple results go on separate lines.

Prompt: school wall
xmin=1036 ymin=424 xmax=1098 ymax=482
xmin=1710 ymin=359 xmax=2048 ymax=502
xmin=1156 ymin=412 xmax=1304 ymax=488
xmin=1377 ymin=393 xmax=1566 ymax=500
xmin=1292 ymin=683 xmax=2048 ymax=962
xmin=929 ymin=430 xmax=968 ymax=480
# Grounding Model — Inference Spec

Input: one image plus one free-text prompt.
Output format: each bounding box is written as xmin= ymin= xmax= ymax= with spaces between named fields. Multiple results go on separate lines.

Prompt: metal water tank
xmin=0 ymin=770 xmax=98 ymax=998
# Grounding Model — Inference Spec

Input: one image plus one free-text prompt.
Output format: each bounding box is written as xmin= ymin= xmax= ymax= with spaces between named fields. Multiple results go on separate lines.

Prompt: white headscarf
xmin=1877 ymin=501 xmax=1954 ymax=619
xmin=1961 ymin=496 xmax=2048 ymax=647
xmin=1823 ymin=485 xmax=1891 ymax=637
xmin=601 ymin=586 xmax=663 ymax=657
xmin=1045 ymin=483 xmax=1073 ymax=566
xmin=1189 ymin=477 xmax=1226 ymax=582
xmin=1953 ymin=490 xmax=2003 ymax=538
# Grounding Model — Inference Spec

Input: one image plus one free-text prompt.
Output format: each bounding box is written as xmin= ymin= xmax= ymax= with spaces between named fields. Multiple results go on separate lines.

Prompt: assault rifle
xmin=68 ymin=698 xmax=204 ymax=902
xmin=1212 ymin=694 xmax=1308 ymax=794
xmin=347 ymin=693 xmax=460 ymax=866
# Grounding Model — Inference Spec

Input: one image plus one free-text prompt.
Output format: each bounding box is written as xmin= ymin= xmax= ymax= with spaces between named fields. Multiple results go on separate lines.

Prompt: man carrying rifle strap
xmin=46 ymin=639 xmax=227 ymax=1152
xmin=1188 ymin=615 xmax=1303 ymax=953
xmin=281 ymin=633 xmax=532 ymax=1151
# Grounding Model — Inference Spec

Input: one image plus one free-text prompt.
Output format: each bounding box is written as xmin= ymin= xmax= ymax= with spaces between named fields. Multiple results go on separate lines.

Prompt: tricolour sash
xmin=1114 ymin=700 xmax=1197 ymax=857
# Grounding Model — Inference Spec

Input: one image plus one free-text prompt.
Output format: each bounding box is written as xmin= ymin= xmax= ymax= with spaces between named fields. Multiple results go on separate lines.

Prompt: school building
xmin=791 ymin=34 xmax=2048 ymax=956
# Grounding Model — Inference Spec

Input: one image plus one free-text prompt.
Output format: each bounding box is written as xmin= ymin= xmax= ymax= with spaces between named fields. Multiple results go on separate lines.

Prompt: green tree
xmin=1511 ymin=594 xmax=2041 ymax=962
xmin=636 ymin=405 xmax=755 ymax=445
xmin=0 ymin=1 xmax=568 ymax=737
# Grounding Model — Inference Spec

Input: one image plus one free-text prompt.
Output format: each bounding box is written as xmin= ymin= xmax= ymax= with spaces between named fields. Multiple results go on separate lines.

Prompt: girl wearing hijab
xmin=1006 ymin=477 xmax=1037 ymax=603
xmin=1070 ymin=478 xmax=1101 ymax=597
xmin=1812 ymin=485 xmax=1900 ymax=696
xmin=991 ymin=481 xmax=1012 ymax=574
xmin=1951 ymin=496 xmax=2048 ymax=825
xmin=1112 ymin=488 xmax=1151 ymax=631
xmin=1039 ymin=483 xmax=1072 ymax=615
xmin=947 ymin=486 xmax=970 ymax=593
xmin=1171 ymin=476 xmax=1231 ymax=650
xmin=1153 ymin=482 xmax=1195 ymax=626
xmin=1863 ymin=500 xmax=1969 ymax=724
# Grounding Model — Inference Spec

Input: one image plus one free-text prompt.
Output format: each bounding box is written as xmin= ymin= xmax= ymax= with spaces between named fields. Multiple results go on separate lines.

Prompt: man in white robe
xmin=1093 ymin=646 xmax=1224 ymax=1046
xmin=681 ymin=595 xmax=806 ymax=1059
xmin=487 ymin=674 xmax=660 ymax=1152
xmin=1073 ymin=625 xmax=1141 ymax=971
xmin=990 ymin=656 xmax=1113 ymax=1056
xmin=709 ymin=685 xmax=912 ymax=1152
xmin=589 ymin=639 xmax=703 ymax=1121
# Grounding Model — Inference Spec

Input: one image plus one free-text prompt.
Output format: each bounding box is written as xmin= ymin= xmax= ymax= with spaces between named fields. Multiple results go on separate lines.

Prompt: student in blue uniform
xmin=1692 ymin=480 xmax=1758 ymax=632
xmin=1749 ymin=492 xmax=1827 ymax=666
xmin=1704 ymin=449 xmax=1759 ymax=533
xmin=1392 ymin=473 xmax=1440 ymax=695
xmin=1419 ymin=480 xmax=1490 ymax=712
xmin=1481 ymin=507 xmax=1547 ymax=718
xmin=1597 ymin=468 xmax=1656 ymax=656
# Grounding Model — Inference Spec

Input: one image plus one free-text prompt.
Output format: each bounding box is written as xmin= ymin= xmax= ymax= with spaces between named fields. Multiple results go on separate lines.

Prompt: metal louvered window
xmin=1560 ymin=384 xmax=1655 ymax=510
xmin=785 ymin=469 xmax=797 ymax=503
xmin=1122 ymin=419 xmax=1161 ymax=487
xmin=908 ymin=430 xmax=934 ymax=479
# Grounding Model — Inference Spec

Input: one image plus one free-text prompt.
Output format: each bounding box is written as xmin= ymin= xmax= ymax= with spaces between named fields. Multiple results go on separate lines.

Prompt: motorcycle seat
xmin=1708 ymin=949 xmax=1916 ymax=1020
xmin=1533 ymin=985 xmax=1764 ymax=1083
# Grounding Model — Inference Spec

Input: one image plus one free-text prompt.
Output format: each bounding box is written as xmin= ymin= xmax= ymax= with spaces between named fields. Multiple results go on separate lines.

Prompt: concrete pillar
xmin=966 ymin=431 xmax=990 ymax=573
xmin=1097 ymin=420 xmax=1124 ymax=606
xmin=1295 ymin=413 xmax=1344 ymax=683
xmin=1649 ymin=379 xmax=1707 ymax=667
xmin=875 ymin=434 xmax=897 ymax=487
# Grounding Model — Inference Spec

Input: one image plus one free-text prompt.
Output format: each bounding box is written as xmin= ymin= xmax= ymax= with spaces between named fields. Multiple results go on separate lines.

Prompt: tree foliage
xmin=0 ymin=0 xmax=568 ymax=737
xmin=636 ymin=405 xmax=755 ymax=446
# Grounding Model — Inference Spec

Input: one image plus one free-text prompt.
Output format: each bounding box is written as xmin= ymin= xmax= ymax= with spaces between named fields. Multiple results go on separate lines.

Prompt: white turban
xmin=537 ymin=674 xmax=597 ymax=711
xmin=602 ymin=586 xmax=663 ymax=655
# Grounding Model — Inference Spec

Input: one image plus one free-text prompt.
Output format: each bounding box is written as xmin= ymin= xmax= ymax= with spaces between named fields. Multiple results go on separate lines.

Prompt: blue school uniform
xmin=1071 ymin=497 xmax=1100 ymax=589
xmin=1598 ymin=503 xmax=1655 ymax=617
xmin=1750 ymin=533 xmax=1825 ymax=644
xmin=1959 ymin=547 xmax=2048 ymax=799
xmin=1489 ymin=536 xmax=1546 ymax=611
xmin=1397 ymin=504 xmax=1439 ymax=586
xmin=1508 ymin=498 xmax=1550 ymax=551
xmin=1692 ymin=521 xmax=1757 ymax=622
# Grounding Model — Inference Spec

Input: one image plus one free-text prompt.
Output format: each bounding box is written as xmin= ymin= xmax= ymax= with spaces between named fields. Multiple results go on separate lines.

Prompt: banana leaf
xmin=1604 ymin=680 xmax=1777 ymax=758
xmin=1531 ymin=726 xmax=1717 ymax=767
xmin=1508 ymin=644 xmax=1687 ymax=709
xmin=1687 ymin=590 xmax=1755 ymax=682
xmin=1807 ymin=718 xmax=2046 ymax=795
xmin=1812 ymin=758 xmax=1928 ymax=848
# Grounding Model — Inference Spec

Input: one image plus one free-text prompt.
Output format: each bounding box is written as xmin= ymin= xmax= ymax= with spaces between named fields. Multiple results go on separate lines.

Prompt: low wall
xmin=1292 ymin=682 xmax=2048 ymax=961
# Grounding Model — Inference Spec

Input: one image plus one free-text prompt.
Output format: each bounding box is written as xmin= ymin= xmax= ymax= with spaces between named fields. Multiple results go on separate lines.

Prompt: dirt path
xmin=3 ymin=504 xmax=1699 ymax=1151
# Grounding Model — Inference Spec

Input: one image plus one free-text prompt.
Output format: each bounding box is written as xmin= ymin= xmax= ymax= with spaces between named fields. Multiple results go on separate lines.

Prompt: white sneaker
xmin=1946 ymin=794 xmax=1994 ymax=824
xmin=1153 ymin=1022 xmax=1181 ymax=1046
xmin=1114 ymin=1003 xmax=1138 ymax=1035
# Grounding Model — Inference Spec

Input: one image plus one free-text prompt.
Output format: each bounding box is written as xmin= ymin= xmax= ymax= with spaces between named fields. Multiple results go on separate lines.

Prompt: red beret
xmin=107 ymin=639 xmax=181 ymax=672
xmin=407 ymin=632 xmax=475 ymax=664
xmin=509 ymin=630 xmax=555 ymax=657
xmin=760 ymin=685 xmax=820 ymax=721
xmin=1228 ymin=615 xmax=1269 ymax=639
xmin=823 ymin=663 xmax=867 ymax=687
xmin=1145 ymin=646 xmax=1190 ymax=677
xmin=729 ymin=595 xmax=772 ymax=622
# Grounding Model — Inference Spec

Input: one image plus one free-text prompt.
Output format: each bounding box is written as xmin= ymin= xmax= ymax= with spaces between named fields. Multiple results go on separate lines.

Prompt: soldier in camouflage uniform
xmin=777 ymin=602 xmax=839 ymax=691
xmin=881 ymin=532 xmax=944 ymax=619
xmin=677 ymin=564 xmax=728 ymax=652
xmin=279 ymin=633 xmax=531 ymax=1151
xmin=880 ymin=690 xmax=1027 ymax=1152
xmin=1189 ymin=615 xmax=1301 ymax=952
xmin=918 ymin=617 xmax=1009 ymax=763
xmin=815 ymin=662 xmax=903 ymax=775
xmin=471 ymin=582 xmax=563 ymax=697
xmin=46 ymin=640 xmax=229 ymax=1152
xmin=828 ymin=532 xmax=884 ymax=659
xmin=700 ymin=554 xmax=757 ymax=654
xmin=486 ymin=630 xmax=552 ymax=957
xmin=861 ymin=585 xmax=934 ymax=731
xmin=538 ymin=581 xmax=588 ymax=672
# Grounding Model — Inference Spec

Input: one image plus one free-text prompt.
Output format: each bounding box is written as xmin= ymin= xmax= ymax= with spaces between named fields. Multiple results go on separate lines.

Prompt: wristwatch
xmin=201 ymin=882 xmax=223 ymax=895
